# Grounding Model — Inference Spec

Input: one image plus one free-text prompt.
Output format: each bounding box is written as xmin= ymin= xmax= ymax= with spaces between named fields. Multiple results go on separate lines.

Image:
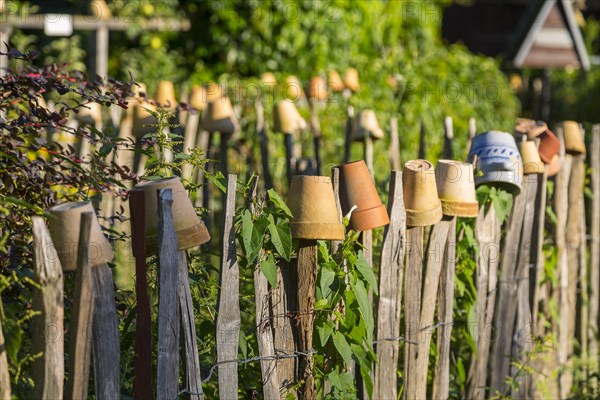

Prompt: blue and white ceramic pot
xmin=467 ymin=131 xmax=523 ymax=193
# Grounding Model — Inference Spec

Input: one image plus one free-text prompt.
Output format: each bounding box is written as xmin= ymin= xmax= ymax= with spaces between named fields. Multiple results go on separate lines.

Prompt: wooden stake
xmin=432 ymin=217 xmax=457 ymax=400
xmin=156 ymin=189 xmax=180 ymax=400
xmin=363 ymin=135 xmax=374 ymax=176
xmin=129 ymin=190 xmax=152 ymax=400
xmin=297 ymin=239 xmax=318 ymax=400
xmin=220 ymin=132 xmax=230 ymax=175
xmin=256 ymin=100 xmax=273 ymax=190
xmin=389 ymin=116 xmax=401 ymax=171
xmin=65 ymin=213 xmax=95 ymax=400
xmin=31 ymin=217 xmax=64 ymax=400
xmin=374 ymin=171 xmax=406 ymax=400
xmin=490 ymin=187 xmax=528 ymax=395
xmin=343 ymin=106 xmax=354 ymax=164
xmin=91 ymin=263 xmax=121 ymax=399
xmin=309 ymin=102 xmax=323 ymax=175
xmin=404 ymin=226 xmax=424 ymax=400
xmin=414 ymin=219 xmax=451 ymax=399
xmin=443 ymin=116 xmax=453 ymax=159
xmin=216 ymin=175 xmax=240 ymax=400
xmin=589 ymin=125 xmax=600 ymax=378
xmin=178 ymin=252 xmax=204 ymax=400
xmin=467 ymin=117 xmax=477 ymax=153
xmin=530 ymin=168 xmax=548 ymax=323
xmin=181 ymin=111 xmax=200 ymax=181
xmin=284 ymin=134 xmax=295 ymax=185
xmin=465 ymin=205 xmax=500 ymax=400
xmin=0 ymin=311 xmax=10 ymax=400
xmin=418 ymin=119 xmax=426 ymax=159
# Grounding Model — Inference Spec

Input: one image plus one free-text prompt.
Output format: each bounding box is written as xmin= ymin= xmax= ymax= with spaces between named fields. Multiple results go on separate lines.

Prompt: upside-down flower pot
xmin=562 ymin=120 xmax=586 ymax=154
xmin=261 ymin=72 xmax=277 ymax=86
xmin=48 ymin=201 xmax=114 ymax=271
xmin=337 ymin=160 xmax=389 ymax=231
xmin=155 ymin=80 xmax=177 ymax=109
xmin=468 ymin=131 xmax=523 ymax=193
xmin=351 ymin=110 xmax=384 ymax=141
xmin=205 ymin=83 xmax=224 ymax=103
xmin=308 ymin=76 xmax=328 ymax=101
xmin=434 ymin=160 xmax=479 ymax=218
xmin=518 ymin=140 xmax=545 ymax=175
xmin=273 ymin=100 xmax=307 ymax=134
xmin=328 ymin=70 xmax=345 ymax=93
xmin=514 ymin=118 xmax=547 ymax=139
xmin=344 ymin=68 xmax=360 ymax=92
xmin=286 ymin=176 xmax=345 ymax=240
xmin=74 ymin=102 xmax=102 ymax=126
xmin=538 ymin=129 xmax=561 ymax=163
xmin=128 ymin=83 xmax=158 ymax=139
xmin=547 ymin=154 xmax=562 ymax=177
xmin=189 ymin=85 xmax=207 ymax=111
xmin=403 ymin=160 xmax=443 ymax=227
xmin=133 ymin=177 xmax=210 ymax=255
xmin=201 ymin=96 xmax=239 ymax=135
xmin=285 ymin=75 xmax=305 ymax=101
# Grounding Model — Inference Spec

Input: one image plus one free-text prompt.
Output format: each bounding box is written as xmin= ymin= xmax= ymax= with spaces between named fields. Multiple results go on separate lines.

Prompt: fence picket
xmin=589 ymin=125 xmax=600 ymax=381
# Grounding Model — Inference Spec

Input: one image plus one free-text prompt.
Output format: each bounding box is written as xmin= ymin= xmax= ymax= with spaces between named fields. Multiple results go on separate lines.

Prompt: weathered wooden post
xmin=467 ymin=117 xmax=477 ymax=153
xmin=589 ymin=125 xmax=600 ymax=372
xmin=309 ymin=101 xmax=323 ymax=175
xmin=256 ymin=100 xmax=274 ymax=190
xmin=353 ymin=110 xmax=383 ymax=175
xmin=215 ymin=174 xmax=240 ymax=399
xmin=0 ymin=310 xmax=9 ymax=400
xmin=156 ymin=189 xmax=180 ymax=399
xmin=32 ymin=217 xmax=64 ymax=400
xmin=273 ymin=100 xmax=307 ymax=185
xmin=418 ymin=119 xmax=426 ymax=159
xmin=443 ymin=116 xmax=453 ymax=159
xmin=374 ymin=171 xmax=406 ymax=400
xmin=389 ymin=116 xmax=401 ymax=171
xmin=343 ymin=106 xmax=354 ymax=164
xmin=286 ymin=175 xmax=346 ymax=399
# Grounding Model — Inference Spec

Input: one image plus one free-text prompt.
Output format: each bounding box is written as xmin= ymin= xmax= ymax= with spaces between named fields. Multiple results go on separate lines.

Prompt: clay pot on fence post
xmin=538 ymin=129 xmax=561 ymax=164
xmin=343 ymin=68 xmax=360 ymax=93
xmin=547 ymin=154 xmax=562 ymax=177
xmin=201 ymin=96 xmax=240 ymax=174
xmin=48 ymin=201 xmax=115 ymax=271
xmin=519 ymin=140 xmax=545 ymax=175
xmin=155 ymin=80 xmax=177 ymax=109
xmin=562 ymin=120 xmax=586 ymax=154
xmin=308 ymin=76 xmax=328 ymax=102
xmin=132 ymin=176 xmax=210 ymax=256
xmin=336 ymin=160 xmax=389 ymax=231
xmin=351 ymin=110 xmax=384 ymax=174
xmin=434 ymin=160 xmax=479 ymax=218
xmin=328 ymin=70 xmax=345 ymax=93
xmin=468 ymin=130 xmax=523 ymax=194
xmin=403 ymin=159 xmax=443 ymax=227
xmin=273 ymin=100 xmax=308 ymax=184
xmin=514 ymin=118 xmax=548 ymax=139
xmin=189 ymin=86 xmax=208 ymax=111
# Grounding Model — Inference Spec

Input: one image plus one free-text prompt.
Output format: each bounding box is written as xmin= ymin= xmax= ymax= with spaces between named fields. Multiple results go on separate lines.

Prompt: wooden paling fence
xmin=5 ymin=109 xmax=600 ymax=400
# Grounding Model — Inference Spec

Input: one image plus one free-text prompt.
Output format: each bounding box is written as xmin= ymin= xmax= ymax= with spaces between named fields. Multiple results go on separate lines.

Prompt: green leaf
xmin=267 ymin=215 xmax=292 ymax=261
xmin=205 ymin=171 xmax=227 ymax=193
xmin=314 ymin=298 xmax=329 ymax=310
xmin=317 ymin=320 xmax=334 ymax=346
xmin=240 ymin=210 xmax=263 ymax=264
xmin=260 ymin=254 xmax=278 ymax=288
xmin=351 ymin=279 xmax=374 ymax=343
xmin=318 ymin=266 xmax=336 ymax=301
xmin=332 ymin=331 xmax=353 ymax=367
xmin=351 ymin=343 xmax=374 ymax=398
xmin=355 ymin=250 xmax=378 ymax=295
xmin=267 ymin=188 xmax=293 ymax=218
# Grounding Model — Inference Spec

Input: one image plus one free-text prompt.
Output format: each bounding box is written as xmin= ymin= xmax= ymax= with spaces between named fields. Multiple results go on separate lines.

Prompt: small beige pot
xmin=344 ymin=68 xmax=360 ymax=92
xmin=285 ymin=75 xmax=305 ymax=101
xmin=201 ymin=96 xmax=240 ymax=135
xmin=155 ymin=81 xmax=177 ymax=109
xmin=261 ymin=72 xmax=277 ymax=86
xmin=518 ymin=140 xmax=545 ymax=174
xmin=205 ymin=83 xmax=224 ymax=103
xmin=403 ymin=159 xmax=443 ymax=226
xmin=562 ymin=121 xmax=586 ymax=154
xmin=308 ymin=76 xmax=328 ymax=101
xmin=133 ymin=177 xmax=211 ymax=255
xmin=514 ymin=118 xmax=547 ymax=139
xmin=273 ymin=100 xmax=307 ymax=134
xmin=132 ymin=102 xmax=158 ymax=139
xmin=328 ymin=70 xmax=345 ymax=93
xmin=286 ymin=175 xmax=345 ymax=240
xmin=48 ymin=201 xmax=114 ymax=271
xmin=434 ymin=160 xmax=479 ymax=218
xmin=352 ymin=110 xmax=384 ymax=141
xmin=74 ymin=102 xmax=102 ymax=126
xmin=189 ymin=85 xmax=207 ymax=111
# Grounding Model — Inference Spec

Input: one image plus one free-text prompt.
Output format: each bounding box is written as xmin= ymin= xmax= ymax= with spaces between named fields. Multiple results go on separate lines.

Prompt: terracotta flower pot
xmin=337 ymin=160 xmax=390 ymax=231
xmin=201 ymin=96 xmax=239 ymax=135
xmin=403 ymin=160 xmax=443 ymax=227
xmin=518 ymin=140 xmax=545 ymax=175
xmin=514 ymin=118 xmax=547 ymax=139
xmin=344 ymin=68 xmax=360 ymax=92
xmin=328 ymin=70 xmax=345 ymax=93
xmin=547 ymin=154 xmax=562 ymax=177
xmin=538 ymin=129 xmax=560 ymax=163
xmin=435 ymin=160 xmax=479 ymax=218
xmin=562 ymin=120 xmax=586 ymax=154
xmin=285 ymin=75 xmax=305 ymax=101
xmin=468 ymin=131 xmax=523 ymax=194
xmin=351 ymin=110 xmax=384 ymax=141
xmin=133 ymin=177 xmax=210 ymax=255
xmin=205 ymin=82 xmax=224 ymax=103
xmin=155 ymin=80 xmax=177 ymax=109
xmin=308 ymin=76 xmax=328 ymax=101
xmin=189 ymin=85 xmax=207 ymax=111
xmin=273 ymin=100 xmax=307 ymax=134
xmin=260 ymin=72 xmax=277 ymax=86
xmin=286 ymin=175 xmax=345 ymax=240
xmin=74 ymin=102 xmax=102 ymax=126
xmin=48 ymin=201 xmax=114 ymax=271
